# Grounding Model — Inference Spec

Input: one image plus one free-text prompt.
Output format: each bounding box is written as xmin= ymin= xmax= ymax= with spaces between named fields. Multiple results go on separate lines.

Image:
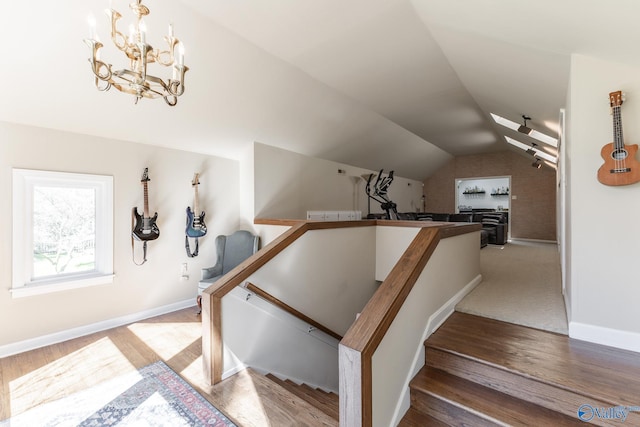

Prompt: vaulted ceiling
xmin=2 ymin=1 xmax=639 ymax=180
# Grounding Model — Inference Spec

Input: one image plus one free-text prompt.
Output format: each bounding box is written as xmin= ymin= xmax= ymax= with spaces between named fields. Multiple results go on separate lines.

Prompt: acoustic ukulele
xmin=597 ymin=90 xmax=640 ymax=186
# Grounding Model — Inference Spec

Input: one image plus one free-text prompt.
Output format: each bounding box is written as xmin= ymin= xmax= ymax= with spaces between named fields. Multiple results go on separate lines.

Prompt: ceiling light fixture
xmin=525 ymin=142 xmax=537 ymax=156
xmin=491 ymin=113 xmax=558 ymax=148
xmin=518 ymin=115 xmax=533 ymax=135
xmin=505 ymin=136 xmax=557 ymax=164
xmin=84 ymin=0 xmax=188 ymax=106
xmin=532 ymin=158 xmax=542 ymax=169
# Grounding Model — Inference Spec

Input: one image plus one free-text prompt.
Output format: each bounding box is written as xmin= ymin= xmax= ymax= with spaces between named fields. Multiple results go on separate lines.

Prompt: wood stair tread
xmin=300 ymin=383 xmax=339 ymax=408
xmin=426 ymin=312 xmax=640 ymax=407
xmin=283 ymin=379 xmax=339 ymax=420
xmin=411 ymin=366 xmax=584 ymax=426
xmin=265 ymin=374 xmax=339 ymax=420
xmin=221 ymin=369 xmax=337 ymax=426
xmin=397 ymin=407 xmax=450 ymax=426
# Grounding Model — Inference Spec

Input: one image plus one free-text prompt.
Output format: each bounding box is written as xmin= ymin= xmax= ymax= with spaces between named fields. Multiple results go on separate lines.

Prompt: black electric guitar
xmin=132 ymin=168 xmax=160 ymax=241
xmin=597 ymin=90 xmax=640 ymax=186
xmin=186 ymin=173 xmax=207 ymax=238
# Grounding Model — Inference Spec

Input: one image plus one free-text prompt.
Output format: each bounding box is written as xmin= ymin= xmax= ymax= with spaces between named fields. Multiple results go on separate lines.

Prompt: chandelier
xmin=84 ymin=0 xmax=188 ymax=106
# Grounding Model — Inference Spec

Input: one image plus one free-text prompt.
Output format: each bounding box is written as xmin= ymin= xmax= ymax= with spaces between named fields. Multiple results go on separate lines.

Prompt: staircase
xmin=399 ymin=312 xmax=640 ymax=426
xmin=265 ymin=373 xmax=339 ymax=422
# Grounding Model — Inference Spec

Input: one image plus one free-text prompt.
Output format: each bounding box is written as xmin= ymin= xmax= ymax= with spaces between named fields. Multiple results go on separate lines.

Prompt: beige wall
xmin=0 ymin=121 xmax=240 ymax=349
xmin=423 ymin=150 xmax=557 ymax=241
xmin=247 ymin=227 xmax=378 ymax=336
xmin=566 ymin=54 xmax=640 ymax=351
xmin=253 ymin=143 xmax=425 ymax=220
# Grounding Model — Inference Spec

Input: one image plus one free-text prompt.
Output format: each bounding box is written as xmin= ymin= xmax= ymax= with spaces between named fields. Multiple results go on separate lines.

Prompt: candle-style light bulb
xmin=139 ymin=19 xmax=147 ymax=44
xmin=88 ymin=14 xmax=97 ymax=40
xmin=178 ymin=42 xmax=185 ymax=66
xmin=168 ymin=23 xmax=174 ymax=38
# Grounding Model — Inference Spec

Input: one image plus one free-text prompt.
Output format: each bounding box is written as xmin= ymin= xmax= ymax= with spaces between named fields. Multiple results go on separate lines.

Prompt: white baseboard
xmin=222 ymin=361 xmax=248 ymax=381
xmin=426 ymin=274 xmax=483 ymax=336
xmin=510 ymin=238 xmax=558 ymax=244
xmin=569 ymin=322 xmax=640 ymax=354
xmin=0 ymin=299 xmax=197 ymax=358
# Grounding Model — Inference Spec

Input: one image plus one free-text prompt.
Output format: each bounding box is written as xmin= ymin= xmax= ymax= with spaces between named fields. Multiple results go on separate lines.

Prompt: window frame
xmin=12 ymin=169 xmax=114 ymax=298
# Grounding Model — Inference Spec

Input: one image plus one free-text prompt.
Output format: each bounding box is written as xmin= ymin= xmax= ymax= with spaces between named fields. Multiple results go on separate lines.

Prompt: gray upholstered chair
xmin=196 ymin=230 xmax=260 ymax=313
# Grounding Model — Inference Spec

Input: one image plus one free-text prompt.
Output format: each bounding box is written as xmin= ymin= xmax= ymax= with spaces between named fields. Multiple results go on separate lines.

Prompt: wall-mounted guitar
xmin=132 ymin=167 xmax=160 ymax=265
xmin=185 ymin=172 xmax=207 ymax=257
xmin=597 ymin=91 xmax=640 ymax=186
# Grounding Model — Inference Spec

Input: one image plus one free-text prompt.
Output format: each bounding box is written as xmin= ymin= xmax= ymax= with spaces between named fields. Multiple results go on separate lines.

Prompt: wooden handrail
xmin=202 ymin=221 xmax=308 ymax=385
xmin=340 ymin=227 xmax=441 ymax=354
xmin=339 ymin=225 xmax=477 ymax=426
xmin=244 ymin=282 xmax=343 ymax=341
xmin=202 ymin=219 xmax=480 ymax=388
xmin=202 ymin=220 xmax=377 ymax=385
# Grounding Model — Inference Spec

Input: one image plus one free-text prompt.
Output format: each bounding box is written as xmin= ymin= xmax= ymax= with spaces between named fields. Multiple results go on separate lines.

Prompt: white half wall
xmin=375 ymin=226 xmax=420 ymax=281
xmin=220 ymin=225 xmax=379 ymax=391
xmin=371 ymin=231 xmax=481 ymax=427
xmin=0 ymin=121 xmax=240 ymax=348
xmin=567 ymin=54 xmax=640 ymax=348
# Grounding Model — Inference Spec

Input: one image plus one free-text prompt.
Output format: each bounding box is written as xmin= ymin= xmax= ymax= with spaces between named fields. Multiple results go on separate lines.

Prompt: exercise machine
xmin=365 ymin=169 xmax=399 ymax=220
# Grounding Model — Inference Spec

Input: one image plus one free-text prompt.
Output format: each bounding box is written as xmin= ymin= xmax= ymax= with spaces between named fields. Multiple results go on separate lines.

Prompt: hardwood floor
xmin=400 ymin=311 xmax=640 ymax=426
xmin=5 ymin=307 xmax=640 ymax=426
xmin=0 ymin=307 xmax=336 ymax=426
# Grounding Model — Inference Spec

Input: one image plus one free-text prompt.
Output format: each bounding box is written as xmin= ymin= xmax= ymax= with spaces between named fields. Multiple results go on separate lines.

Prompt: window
xmin=12 ymin=169 xmax=114 ymax=297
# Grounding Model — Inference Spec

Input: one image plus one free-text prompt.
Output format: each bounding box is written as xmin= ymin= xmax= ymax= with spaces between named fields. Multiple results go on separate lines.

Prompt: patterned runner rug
xmin=0 ymin=360 xmax=236 ymax=427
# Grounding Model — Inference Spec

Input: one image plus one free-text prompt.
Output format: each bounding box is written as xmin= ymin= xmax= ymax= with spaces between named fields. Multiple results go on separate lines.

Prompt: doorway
xmin=455 ymin=176 xmax=511 ymax=239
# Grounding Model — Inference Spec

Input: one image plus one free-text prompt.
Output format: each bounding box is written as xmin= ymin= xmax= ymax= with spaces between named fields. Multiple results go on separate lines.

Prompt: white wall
xmin=567 ymin=55 xmax=640 ymax=351
xmin=375 ymin=226 xmax=420 ymax=281
xmin=0 ymin=121 xmax=240 ymax=350
xmin=222 ymin=286 xmax=340 ymax=391
xmin=246 ymin=227 xmax=377 ymax=336
xmin=238 ymin=144 xmax=255 ymax=231
xmin=253 ymin=143 xmax=425 ymax=220
xmin=220 ymin=225 xmax=379 ymax=390
xmin=455 ymin=176 xmax=511 ymax=212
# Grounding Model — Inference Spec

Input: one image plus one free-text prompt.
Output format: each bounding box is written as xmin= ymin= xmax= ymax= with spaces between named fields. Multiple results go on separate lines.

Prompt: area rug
xmin=0 ymin=360 xmax=236 ymax=427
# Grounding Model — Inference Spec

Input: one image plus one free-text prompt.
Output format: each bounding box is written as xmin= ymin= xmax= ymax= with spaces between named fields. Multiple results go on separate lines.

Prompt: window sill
xmin=10 ymin=273 xmax=115 ymax=298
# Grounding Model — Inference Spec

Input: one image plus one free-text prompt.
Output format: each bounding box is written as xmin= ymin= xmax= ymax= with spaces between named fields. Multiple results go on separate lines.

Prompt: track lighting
xmin=532 ymin=158 xmax=542 ymax=169
xmin=518 ymin=115 xmax=533 ymax=135
xmin=491 ymin=113 xmax=558 ymax=148
xmin=505 ymin=137 xmax=557 ymax=164
xmin=525 ymin=143 xmax=537 ymax=156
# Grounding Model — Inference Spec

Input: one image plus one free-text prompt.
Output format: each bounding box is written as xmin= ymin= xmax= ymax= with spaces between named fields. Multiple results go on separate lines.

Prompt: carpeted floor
xmin=456 ymin=240 xmax=568 ymax=334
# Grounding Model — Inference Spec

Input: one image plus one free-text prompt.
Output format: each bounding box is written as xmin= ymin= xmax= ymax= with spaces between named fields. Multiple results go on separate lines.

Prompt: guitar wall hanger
xmin=185 ymin=172 xmax=207 ymax=257
xmin=132 ymin=167 xmax=160 ymax=265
